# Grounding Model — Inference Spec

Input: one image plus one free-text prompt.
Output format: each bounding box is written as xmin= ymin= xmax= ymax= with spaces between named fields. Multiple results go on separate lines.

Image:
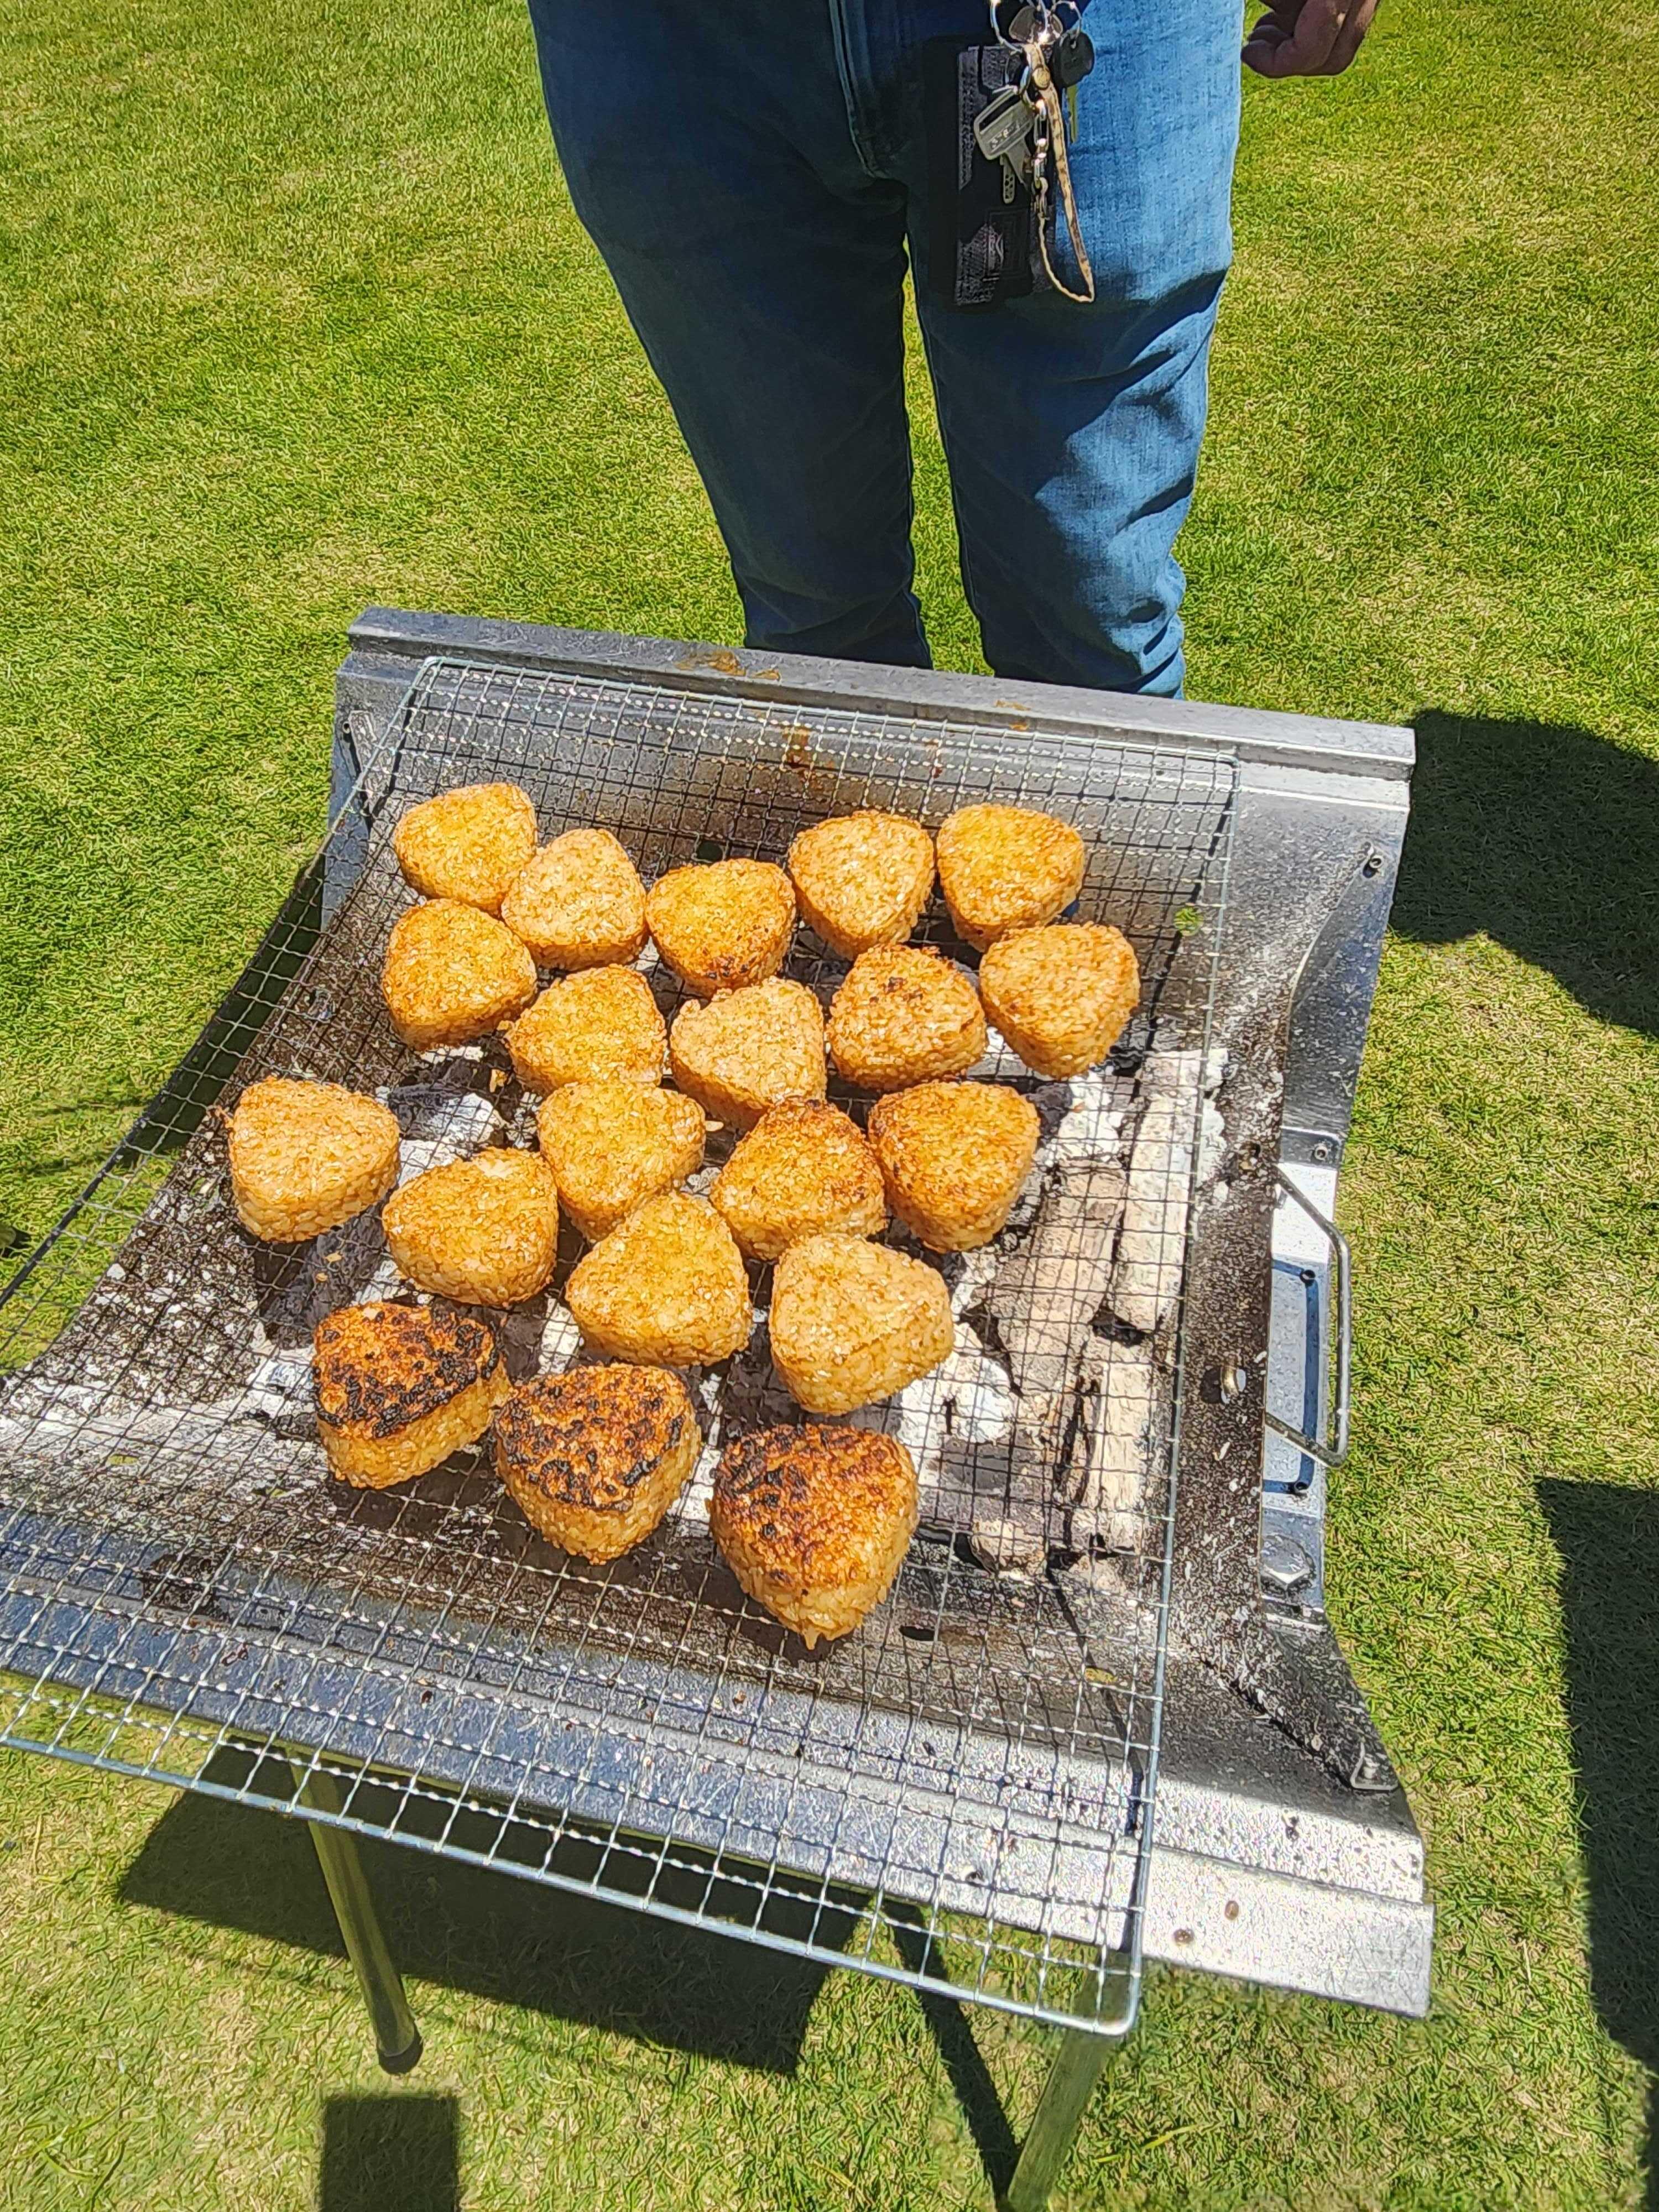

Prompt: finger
xmin=1323 ymin=0 xmax=1379 ymax=73
xmin=1285 ymin=0 xmax=1347 ymax=71
xmin=1249 ymin=0 xmax=1345 ymax=77
xmin=1240 ymin=15 xmax=1295 ymax=75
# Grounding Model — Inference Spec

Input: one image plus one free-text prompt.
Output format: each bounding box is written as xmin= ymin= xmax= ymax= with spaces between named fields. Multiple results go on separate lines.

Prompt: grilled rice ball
xmin=314 ymin=1301 xmax=509 ymax=1488
xmin=768 ymin=1233 xmax=953 ymax=1414
xmin=786 ymin=811 xmax=936 ymax=960
xmin=867 ymin=1081 xmax=1040 ymax=1251
xmin=710 ymin=1102 xmax=886 ymax=1261
xmin=505 ymin=965 xmax=667 ymax=1093
xmin=499 ymin=827 xmax=649 ymax=971
xmin=392 ymin=783 xmax=539 ymax=914
xmin=978 ymin=922 xmax=1141 ymax=1079
xmin=711 ymin=1425 xmax=918 ymax=1648
xmin=826 ymin=945 xmax=987 ymax=1093
xmin=645 ymin=859 xmax=795 ymax=997
xmin=227 ymin=1077 xmax=400 ymax=1243
xmin=669 ymin=978 xmax=827 ymax=1130
xmin=382 ymin=1149 xmax=560 ymax=1306
xmin=566 ymin=1192 xmax=753 ymax=1366
xmin=537 ymin=1080 xmax=706 ymax=1240
xmin=935 ymin=804 xmax=1087 ymax=950
xmin=494 ymin=1363 xmax=699 ymax=1562
xmin=383 ymin=899 xmax=539 ymax=1051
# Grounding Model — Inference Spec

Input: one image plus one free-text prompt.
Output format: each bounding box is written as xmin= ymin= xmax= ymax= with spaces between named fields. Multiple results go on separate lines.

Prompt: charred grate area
xmin=0 ymin=658 xmax=1235 ymax=2032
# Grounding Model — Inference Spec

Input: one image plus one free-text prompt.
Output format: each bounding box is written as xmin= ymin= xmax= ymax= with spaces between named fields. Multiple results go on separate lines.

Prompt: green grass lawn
xmin=2 ymin=0 xmax=1657 ymax=2204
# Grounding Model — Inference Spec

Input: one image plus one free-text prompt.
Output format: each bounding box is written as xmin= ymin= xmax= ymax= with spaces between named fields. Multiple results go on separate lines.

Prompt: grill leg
xmin=1001 ymin=2026 xmax=1123 ymax=2212
xmin=292 ymin=1763 xmax=422 ymax=2074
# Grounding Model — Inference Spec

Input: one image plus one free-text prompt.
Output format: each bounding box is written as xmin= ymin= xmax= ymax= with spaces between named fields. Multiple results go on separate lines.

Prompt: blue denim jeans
xmin=525 ymin=1 xmax=1241 ymax=694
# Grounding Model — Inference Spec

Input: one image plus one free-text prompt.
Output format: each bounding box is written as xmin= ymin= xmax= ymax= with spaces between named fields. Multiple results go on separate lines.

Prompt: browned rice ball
xmin=227 ymin=1077 xmax=400 ymax=1243
xmin=825 ymin=945 xmax=987 ymax=1093
xmin=768 ymin=1233 xmax=953 ymax=1414
xmin=668 ymin=978 xmax=827 ymax=1130
xmin=494 ymin=1363 xmax=699 ymax=1563
xmin=499 ymin=827 xmax=648 ymax=971
xmin=935 ymin=804 xmax=1087 ymax=950
xmin=710 ymin=1102 xmax=886 ymax=1261
xmin=786 ymin=811 xmax=935 ymax=960
xmin=383 ymin=899 xmax=539 ymax=1051
xmin=382 ymin=1148 xmax=560 ymax=1306
xmin=867 ymin=1081 xmax=1040 ymax=1251
xmin=977 ymin=922 xmax=1141 ymax=1078
xmin=645 ymin=858 xmax=795 ymax=997
xmin=392 ymin=784 xmax=539 ymax=914
xmin=565 ymin=1192 xmax=753 ymax=1366
xmin=711 ymin=1425 xmax=919 ymax=1648
xmin=537 ymin=1080 xmax=707 ymax=1240
xmin=314 ymin=1301 xmax=509 ymax=1489
xmin=505 ymin=965 xmax=667 ymax=1093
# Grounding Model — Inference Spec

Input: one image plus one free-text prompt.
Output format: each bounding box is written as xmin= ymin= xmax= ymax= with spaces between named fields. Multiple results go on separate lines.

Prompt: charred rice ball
xmin=711 ymin=1425 xmax=918 ymax=1648
xmin=505 ymin=965 xmax=667 ymax=1093
xmin=826 ymin=945 xmax=987 ymax=1093
xmin=935 ymin=804 xmax=1087 ymax=950
xmin=668 ymin=979 xmax=827 ymax=1130
xmin=382 ymin=1149 xmax=560 ymax=1306
xmin=314 ymin=1301 xmax=508 ymax=1488
xmin=710 ymin=1102 xmax=886 ymax=1261
xmin=494 ymin=1363 xmax=698 ymax=1562
xmin=499 ymin=827 xmax=648 ymax=971
xmin=566 ymin=1192 xmax=753 ymax=1366
xmin=977 ymin=922 xmax=1141 ymax=1079
xmin=227 ymin=1077 xmax=400 ymax=1243
xmin=383 ymin=899 xmax=539 ymax=1051
xmin=768 ymin=1233 xmax=953 ymax=1414
xmin=537 ymin=1080 xmax=706 ymax=1241
xmin=867 ymin=1081 xmax=1040 ymax=1251
xmin=786 ymin=811 xmax=935 ymax=960
xmin=645 ymin=859 xmax=795 ymax=997
xmin=392 ymin=783 xmax=539 ymax=914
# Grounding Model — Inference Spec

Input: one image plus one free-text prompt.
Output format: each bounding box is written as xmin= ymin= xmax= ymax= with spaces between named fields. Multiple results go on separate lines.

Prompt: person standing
xmin=525 ymin=1 xmax=1378 ymax=696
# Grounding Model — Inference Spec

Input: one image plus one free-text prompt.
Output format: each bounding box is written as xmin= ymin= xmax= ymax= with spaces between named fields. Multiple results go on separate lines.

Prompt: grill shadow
xmin=1537 ymin=1479 xmax=1659 ymax=2205
xmin=117 ymin=1750 xmax=856 ymax=2077
xmin=1397 ymin=713 xmax=1659 ymax=1040
xmin=321 ymin=2094 xmax=459 ymax=2212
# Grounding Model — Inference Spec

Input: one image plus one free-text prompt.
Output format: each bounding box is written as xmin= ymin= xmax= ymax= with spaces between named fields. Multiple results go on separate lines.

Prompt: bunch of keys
xmin=972 ymin=0 xmax=1097 ymax=300
xmin=972 ymin=0 xmax=1095 ymax=197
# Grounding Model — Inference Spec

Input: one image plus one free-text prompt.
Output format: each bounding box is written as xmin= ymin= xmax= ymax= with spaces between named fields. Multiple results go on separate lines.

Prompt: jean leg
xmin=525 ymin=0 xmax=928 ymax=667
xmin=905 ymin=0 xmax=1242 ymax=694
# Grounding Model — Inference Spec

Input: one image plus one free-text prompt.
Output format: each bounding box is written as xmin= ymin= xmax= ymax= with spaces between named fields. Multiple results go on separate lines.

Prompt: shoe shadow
xmin=1537 ymin=1479 xmax=1659 ymax=2205
xmin=1395 ymin=713 xmax=1658 ymax=1040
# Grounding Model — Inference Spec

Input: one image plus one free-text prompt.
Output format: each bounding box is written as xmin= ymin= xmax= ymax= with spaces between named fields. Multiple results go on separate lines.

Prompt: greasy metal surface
xmin=0 ymin=653 xmax=1237 ymax=2035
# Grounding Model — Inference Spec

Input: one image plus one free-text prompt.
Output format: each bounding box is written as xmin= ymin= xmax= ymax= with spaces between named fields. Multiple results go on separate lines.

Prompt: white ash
xmin=968 ymin=1516 xmax=1047 ymax=1576
xmin=848 ymin=1319 xmax=1016 ymax=1486
xmin=380 ymin=1084 xmax=499 ymax=1180
xmin=1109 ymin=1048 xmax=1225 ymax=1335
xmin=1067 ymin=1336 xmax=1155 ymax=1552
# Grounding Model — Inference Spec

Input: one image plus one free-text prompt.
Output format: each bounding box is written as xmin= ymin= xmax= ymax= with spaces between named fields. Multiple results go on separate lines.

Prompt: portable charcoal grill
xmin=0 ymin=609 xmax=1430 ymax=2208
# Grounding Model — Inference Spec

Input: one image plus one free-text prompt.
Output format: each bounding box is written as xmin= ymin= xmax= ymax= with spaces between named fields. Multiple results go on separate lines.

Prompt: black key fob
xmin=1053 ymin=25 xmax=1095 ymax=87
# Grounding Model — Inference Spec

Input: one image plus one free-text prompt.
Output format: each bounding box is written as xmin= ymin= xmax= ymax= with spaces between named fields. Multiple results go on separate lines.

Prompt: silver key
xmin=974 ymin=84 xmax=1037 ymax=166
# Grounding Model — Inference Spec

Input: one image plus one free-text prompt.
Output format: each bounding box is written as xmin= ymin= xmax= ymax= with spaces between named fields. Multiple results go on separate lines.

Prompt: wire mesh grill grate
xmin=0 ymin=657 xmax=1235 ymax=2033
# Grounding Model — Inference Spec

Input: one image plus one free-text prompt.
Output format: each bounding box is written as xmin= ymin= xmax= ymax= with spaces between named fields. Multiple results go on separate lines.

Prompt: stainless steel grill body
xmin=0 ymin=611 xmax=1431 ymax=2030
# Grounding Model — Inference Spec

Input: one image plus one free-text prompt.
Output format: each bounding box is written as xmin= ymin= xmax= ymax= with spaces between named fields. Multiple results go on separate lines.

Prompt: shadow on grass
xmin=1538 ymin=1480 xmax=1659 ymax=2208
xmin=118 ymin=1753 xmax=854 ymax=2077
xmin=321 ymin=2094 xmax=460 ymax=2212
xmin=1396 ymin=713 xmax=1659 ymax=1039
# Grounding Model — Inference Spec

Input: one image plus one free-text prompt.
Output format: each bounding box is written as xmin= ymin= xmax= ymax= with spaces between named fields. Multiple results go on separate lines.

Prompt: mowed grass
xmin=2 ymin=1 xmax=1657 ymax=2206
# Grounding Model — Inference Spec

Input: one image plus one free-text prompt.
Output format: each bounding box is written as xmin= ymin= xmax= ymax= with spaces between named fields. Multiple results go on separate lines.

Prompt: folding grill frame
xmin=0 ymin=612 xmax=1429 ymax=2209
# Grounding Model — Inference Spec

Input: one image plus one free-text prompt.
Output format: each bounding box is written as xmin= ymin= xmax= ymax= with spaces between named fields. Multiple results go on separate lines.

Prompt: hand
xmin=1242 ymin=0 xmax=1379 ymax=77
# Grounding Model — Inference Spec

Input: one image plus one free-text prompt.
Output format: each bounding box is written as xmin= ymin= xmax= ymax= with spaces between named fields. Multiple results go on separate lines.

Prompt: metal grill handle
xmin=1264 ymin=1167 xmax=1352 ymax=1468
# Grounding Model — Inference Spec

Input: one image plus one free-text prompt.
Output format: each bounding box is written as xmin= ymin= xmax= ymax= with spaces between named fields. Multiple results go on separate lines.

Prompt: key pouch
xmin=923 ymin=40 xmax=1035 ymax=311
